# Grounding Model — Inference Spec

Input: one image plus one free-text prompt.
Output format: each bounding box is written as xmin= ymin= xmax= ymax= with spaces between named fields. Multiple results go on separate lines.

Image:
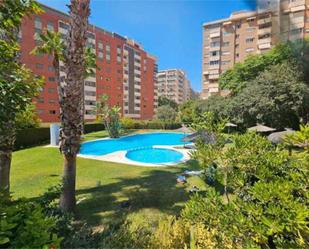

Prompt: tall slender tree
xmin=59 ymin=0 xmax=90 ymax=212
xmin=0 ymin=0 xmax=42 ymax=196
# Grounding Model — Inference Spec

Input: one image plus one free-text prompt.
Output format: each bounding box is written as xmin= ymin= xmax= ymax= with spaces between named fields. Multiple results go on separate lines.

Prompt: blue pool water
xmin=80 ymin=132 xmax=187 ymax=156
xmin=126 ymin=148 xmax=183 ymax=164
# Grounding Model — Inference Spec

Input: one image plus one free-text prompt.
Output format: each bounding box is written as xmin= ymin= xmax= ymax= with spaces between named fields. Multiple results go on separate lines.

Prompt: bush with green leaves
xmin=0 ymin=197 xmax=62 ymax=249
xmin=156 ymin=105 xmax=177 ymax=128
xmin=189 ymin=130 xmax=309 ymax=248
xmin=95 ymin=95 xmax=121 ymax=138
xmin=219 ymin=40 xmax=309 ymax=94
xmin=197 ymin=62 xmax=309 ymax=130
xmin=15 ymin=103 xmax=41 ymax=130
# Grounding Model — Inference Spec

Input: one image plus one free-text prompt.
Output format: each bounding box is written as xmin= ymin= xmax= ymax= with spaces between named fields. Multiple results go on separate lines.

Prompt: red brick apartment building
xmin=19 ymin=4 xmax=158 ymax=122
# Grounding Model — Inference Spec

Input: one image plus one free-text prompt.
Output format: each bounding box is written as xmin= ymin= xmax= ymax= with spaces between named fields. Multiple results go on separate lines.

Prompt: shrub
xmin=83 ymin=123 xmax=105 ymax=133
xmin=14 ymin=127 xmax=50 ymax=150
xmin=15 ymin=103 xmax=41 ymax=130
xmin=120 ymin=117 xmax=136 ymax=129
xmin=120 ymin=118 xmax=182 ymax=130
xmin=0 ymin=197 xmax=62 ymax=249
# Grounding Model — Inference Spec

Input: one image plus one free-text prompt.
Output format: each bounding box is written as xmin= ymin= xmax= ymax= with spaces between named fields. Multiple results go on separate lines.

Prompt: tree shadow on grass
xmin=76 ymin=164 xmax=197 ymax=226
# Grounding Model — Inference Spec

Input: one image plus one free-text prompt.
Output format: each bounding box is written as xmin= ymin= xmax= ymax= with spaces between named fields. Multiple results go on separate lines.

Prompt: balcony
xmin=258 ymin=43 xmax=271 ymax=50
xmin=208 ymin=64 xmax=220 ymax=70
xmin=258 ymin=27 xmax=271 ymax=36
xmin=209 ymin=32 xmax=221 ymax=38
xmin=257 ymin=17 xmax=271 ymax=25
xmin=209 ymin=74 xmax=219 ymax=80
xmin=289 ymin=0 xmax=305 ymax=8
xmin=210 ymin=55 xmax=220 ymax=61
xmin=258 ymin=37 xmax=271 ymax=45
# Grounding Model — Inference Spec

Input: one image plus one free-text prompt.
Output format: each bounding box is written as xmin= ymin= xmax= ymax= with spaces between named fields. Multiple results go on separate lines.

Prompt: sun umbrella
xmin=225 ymin=122 xmax=237 ymax=127
xmin=267 ymin=129 xmax=294 ymax=144
xmin=182 ymin=130 xmax=216 ymax=144
xmin=248 ymin=124 xmax=276 ymax=133
xmin=174 ymin=125 xmax=194 ymax=133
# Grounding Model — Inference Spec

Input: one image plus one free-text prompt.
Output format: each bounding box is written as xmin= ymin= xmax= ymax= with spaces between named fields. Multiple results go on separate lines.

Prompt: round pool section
xmin=126 ymin=148 xmax=184 ymax=164
xmin=80 ymin=132 xmax=188 ymax=156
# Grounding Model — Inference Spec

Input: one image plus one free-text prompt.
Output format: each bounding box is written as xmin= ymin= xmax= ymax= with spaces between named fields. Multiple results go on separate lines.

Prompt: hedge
xmin=120 ymin=118 xmax=182 ymax=130
xmin=15 ymin=127 xmax=50 ymax=150
xmin=14 ymin=121 xmax=182 ymax=150
xmin=84 ymin=123 xmax=105 ymax=133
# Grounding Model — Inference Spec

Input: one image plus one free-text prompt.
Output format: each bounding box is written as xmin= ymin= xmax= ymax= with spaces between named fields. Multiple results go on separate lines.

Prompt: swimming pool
xmin=80 ymin=132 xmax=188 ymax=157
xmin=80 ymin=132 xmax=185 ymax=156
xmin=126 ymin=148 xmax=184 ymax=164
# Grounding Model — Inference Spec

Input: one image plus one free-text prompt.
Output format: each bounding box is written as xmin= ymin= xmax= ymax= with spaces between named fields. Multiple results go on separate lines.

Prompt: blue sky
xmin=39 ymin=0 xmax=256 ymax=92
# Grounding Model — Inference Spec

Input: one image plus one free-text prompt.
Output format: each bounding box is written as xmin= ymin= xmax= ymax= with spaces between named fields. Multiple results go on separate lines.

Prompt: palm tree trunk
xmin=59 ymin=0 xmax=90 ymax=213
xmin=60 ymin=154 xmax=76 ymax=212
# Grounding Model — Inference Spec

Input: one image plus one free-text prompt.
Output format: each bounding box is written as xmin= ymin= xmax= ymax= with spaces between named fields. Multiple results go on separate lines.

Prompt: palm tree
xmin=33 ymin=0 xmax=90 ymax=212
xmin=32 ymin=30 xmax=64 ymax=104
xmin=58 ymin=0 xmax=90 ymax=212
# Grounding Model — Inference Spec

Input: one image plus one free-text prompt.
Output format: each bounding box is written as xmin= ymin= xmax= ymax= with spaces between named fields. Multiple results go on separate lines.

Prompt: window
xmin=85 ymin=100 xmax=96 ymax=106
xmin=37 ymin=97 xmax=44 ymax=103
xmin=290 ymin=28 xmax=303 ymax=35
xmin=236 ymin=23 xmax=241 ymax=29
xmin=247 ymin=27 xmax=255 ymax=32
xmin=48 ymin=99 xmax=56 ymax=104
xmin=35 ymin=63 xmax=43 ymax=69
xmin=106 ymin=54 xmax=110 ymax=62
xmin=106 ymin=44 xmax=110 ymax=52
xmin=246 ymin=48 xmax=254 ymax=53
xmin=37 ymin=109 xmax=44 ymax=114
xmin=34 ymin=17 xmax=42 ymax=29
xmin=48 ymin=66 xmax=54 ymax=72
xmin=85 ymin=81 xmax=96 ymax=87
xmin=48 ymin=88 xmax=55 ymax=93
xmin=117 ymin=46 xmax=121 ymax=54
xmin=86 ymin=32 xmax=95 ymax=39
xmin=59 ymin=22 xmax=69 ymax=30
xmin=47 ymin=21 xmax=54 ymax=31
xmin=210 ymin=41 xmax=220 ymax=47
xmin=235 ymin=44 xmax=239 ymax=49
xmin=85 ymin=91 xmax=96 ymax=96
xmin=221 ymin=60 xmax=230 ymax=65
xmin=98 ymin=41 xmax=103 ymax=50
xmin=210 ymin=60 xmax=220 ymax=65
xmin=98 ymin=51 xmax=103 ymax=60
xmin=222 ymin=41 xmax=230 ymax=47
xmin=117 ymin=56 xmax=121 ymax=63
xmin=211 ymin=51 xmax=219 ymax=56
xmin=246 ymin=37 xmax=254 ymax=43
xmin=48 ymin=77 xmax=55 ymax=82
xmin=49 ymin=110 xmax=56 ymax=115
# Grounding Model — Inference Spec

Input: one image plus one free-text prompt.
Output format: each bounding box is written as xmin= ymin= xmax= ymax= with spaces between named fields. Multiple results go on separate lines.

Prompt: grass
xmin=11 ymin=130 xmax=205 ymax=227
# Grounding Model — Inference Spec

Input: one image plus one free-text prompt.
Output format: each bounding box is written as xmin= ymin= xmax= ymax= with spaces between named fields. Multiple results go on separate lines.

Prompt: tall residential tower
xmin=157 ymin=69 xmax=192 ymax=104
xmin=20 ymin=4 xmax=158 ymax=122
xmin=202 ymin=0 xmax=309 ymax=99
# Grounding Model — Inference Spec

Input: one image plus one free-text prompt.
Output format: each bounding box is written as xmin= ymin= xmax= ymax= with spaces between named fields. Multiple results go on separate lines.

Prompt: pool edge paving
xmin=78 ymin=145 xmax=192 ymax=167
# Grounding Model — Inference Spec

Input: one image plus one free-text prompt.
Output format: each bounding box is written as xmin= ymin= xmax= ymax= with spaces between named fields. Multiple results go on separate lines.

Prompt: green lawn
xmin=11 ymin=130 xmax=205 ymax=227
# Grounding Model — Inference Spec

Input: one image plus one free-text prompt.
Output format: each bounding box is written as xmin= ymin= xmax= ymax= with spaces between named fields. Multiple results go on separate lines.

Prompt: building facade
xmin=20 ymin=4 xmax=157 ymax=122
xmin=157 ymin=69 xmax=192 ymax=104
xmin=202 ymin=0 xmax=309 ymax=99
